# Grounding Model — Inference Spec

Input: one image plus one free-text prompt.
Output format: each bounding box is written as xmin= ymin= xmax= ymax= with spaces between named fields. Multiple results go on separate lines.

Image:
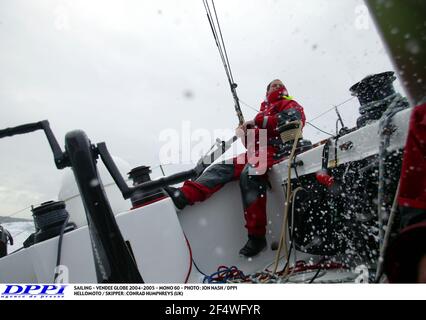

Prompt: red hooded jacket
xmin=254 ymin=86 xmax=305 ymax=134
xmin=243 ymin=86 xmax=306 ymax=167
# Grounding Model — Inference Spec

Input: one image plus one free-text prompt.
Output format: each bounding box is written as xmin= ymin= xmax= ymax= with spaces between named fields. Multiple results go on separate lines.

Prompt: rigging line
xmin=239 ymin=98 xmax=259 ymax=113
xmin=211 ymin=0 xmax=235 ymax=84
xmin=309 ymin=96 xmax=356 ymax=122
xmin=2 ymin=205 xmax=32 ymax=219
xmin=306 ymin=122 xmax=334 ymax=136
xmin=151 ymin=163 xmax=174 ymax=170
xmin=206 ymin=0 xmax=234 ymax=85
xmin=238 ymin=98 xmax=343 ymax=137
xmin=202 ymin=0 xmax=244 ymax=125
xmin=240 ymin=96 xmax=355 ymax=124
xmin=203 ymin=0 xmax=233 ymax=84
xmin=6 ymin=227 xmax=32 ymax=239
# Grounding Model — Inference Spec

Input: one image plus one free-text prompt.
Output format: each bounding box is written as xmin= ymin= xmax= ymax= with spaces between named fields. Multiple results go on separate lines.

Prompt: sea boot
xmin=239 ymin=235 xmax=267 ymax=257
xmin=163 ymin=186 xmax=189 ymax=210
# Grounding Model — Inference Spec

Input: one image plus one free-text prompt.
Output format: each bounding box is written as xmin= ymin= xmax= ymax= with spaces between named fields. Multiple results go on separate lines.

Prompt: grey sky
xmin=0 ymin=0 xmax=401 ymax=218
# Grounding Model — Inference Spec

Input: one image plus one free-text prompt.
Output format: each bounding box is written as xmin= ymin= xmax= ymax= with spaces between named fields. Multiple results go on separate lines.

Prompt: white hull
xmin=0 ymin=107 xmax=411 ymax=283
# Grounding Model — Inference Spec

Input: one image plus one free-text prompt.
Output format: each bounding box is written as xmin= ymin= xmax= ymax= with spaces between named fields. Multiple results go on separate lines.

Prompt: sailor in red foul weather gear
xmin=164 ymin=79 xmax=307 ymax=257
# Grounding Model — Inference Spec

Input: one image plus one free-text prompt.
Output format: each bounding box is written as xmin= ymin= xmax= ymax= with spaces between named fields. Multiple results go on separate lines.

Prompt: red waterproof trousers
xmin=180 ymin=152 xmax=277 ymax=237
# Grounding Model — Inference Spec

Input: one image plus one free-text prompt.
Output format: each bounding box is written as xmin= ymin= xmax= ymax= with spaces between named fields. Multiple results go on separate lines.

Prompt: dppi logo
xmin=1 ymin=285 xmax=67 ymax=299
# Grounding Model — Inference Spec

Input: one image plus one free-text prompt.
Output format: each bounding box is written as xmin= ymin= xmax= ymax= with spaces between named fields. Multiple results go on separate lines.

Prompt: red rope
xmin=184 ymin=235 xmax=193 ymax=283
xmin=283 ymin=260 xmax=346 ymax=275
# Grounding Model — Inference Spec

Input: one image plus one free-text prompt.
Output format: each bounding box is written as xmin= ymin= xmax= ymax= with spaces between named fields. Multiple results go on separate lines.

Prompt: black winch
xmin=24 ymin=200 xmax=75 ymax=246
xmin=350 ymin=71 xmax=409 ymax=127
xmin=128 ymin=166 xmax=166 ymax=208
